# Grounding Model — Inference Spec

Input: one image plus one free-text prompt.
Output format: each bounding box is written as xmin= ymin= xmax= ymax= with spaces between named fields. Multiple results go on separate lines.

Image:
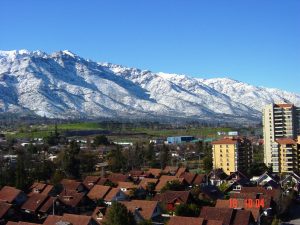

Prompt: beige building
xmin=275 ymin=137 xmax=300 ymax=173
xmin=263 ymin=103 xmax=300 ymax=172
xmin=212 ymin=137 xmax=253 ymax=175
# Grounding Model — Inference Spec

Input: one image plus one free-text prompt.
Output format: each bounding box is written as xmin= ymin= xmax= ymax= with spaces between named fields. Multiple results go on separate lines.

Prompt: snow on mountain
xmin=0 ymin=49 xmax=299 ymax=123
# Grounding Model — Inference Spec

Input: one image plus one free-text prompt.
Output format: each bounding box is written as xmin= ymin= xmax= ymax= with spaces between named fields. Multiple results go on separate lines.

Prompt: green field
xmin=5 ymin=121 xmax=232 ymax=140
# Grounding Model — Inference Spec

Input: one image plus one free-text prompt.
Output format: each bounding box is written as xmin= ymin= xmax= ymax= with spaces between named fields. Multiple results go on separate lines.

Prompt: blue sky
xmin=1 ymin=0 xmax=299 ymax=93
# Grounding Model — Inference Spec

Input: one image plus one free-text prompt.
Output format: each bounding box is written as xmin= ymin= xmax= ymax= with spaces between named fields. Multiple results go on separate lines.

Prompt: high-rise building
xmin=263 ymin=103 xmax=300 ymax=172
xmin=212 ymin=137 xmax=253 ymax=175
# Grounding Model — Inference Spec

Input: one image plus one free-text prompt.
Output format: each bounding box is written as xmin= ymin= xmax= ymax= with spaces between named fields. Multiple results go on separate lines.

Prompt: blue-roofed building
xmin=167 ymin=136 xmax=195 ymax=144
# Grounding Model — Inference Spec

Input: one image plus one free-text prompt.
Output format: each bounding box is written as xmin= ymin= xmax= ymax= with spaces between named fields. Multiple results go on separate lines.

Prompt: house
xmin=87 ymin=185 xmax=111 ymax=201
xmin=91 ymin=206 xmax=106 ymax=225
xmin=117 ymin=182 xmax=137 ymax=194
xmin=58 ymin=189 xmax=87 ymax=213
xmin=21 ymin=193 xmax=49 ymax=215
xmin=6 ymin=222 xmax=41 ymax=225
xmin=215 ymin=199 xmax=260 ymax=222
xmin=155 ymin=175 xmax=185 ymax=192
xmin=153 ymin=191 xmax=193 ymax=211
xmin=122 ymin=200 xmax=162 ymax=223
xmin=83 ymin=176 xmax=101 ymax=190
xmin=200 ymin=206 xmax=255 ymax=225
xmin=175 ymin=167 xmax=188 ymax=177
xmin=138 ymin=178 xmax=158 ymax=190
xmin=28 ymin=183 xmax=54 ymax=196
xmin=167 ymin=216 xmax=223 ymax=225
xmin=107 ymin=173 xmax=129 ymax=184
xmin=60 ymin=179 xmax=86 ymax=193
xmin=103 ymin=188 xmax=127 ymax=205
xmin=38 ymin=196 xmax=58 ymax=217
xmin=208 ymin=169 xmax=227 ymax=186
xmin=146 ymin=168 xmax=162 ymax=178
xmin=128 ymin=170 xmax=146 ymax=181
xmin=192 ymin=174 xmax=207 ymax=186
xmin=280 ymin=172 xmax=300 ymax=191
xmin=0 ymin=186 xmax=27 ymax=206
xmin=251 ymin=172 xmax=280 ymax=190
xmin=162 ymin=166 xmax=178 ymax=175
xmin=225 ymin=171 xmax=251 ymax=192
xmin=0 ymin=201 xmax=13 ymax=224
xmin=43 ymin=213 xmax=95 ymax=225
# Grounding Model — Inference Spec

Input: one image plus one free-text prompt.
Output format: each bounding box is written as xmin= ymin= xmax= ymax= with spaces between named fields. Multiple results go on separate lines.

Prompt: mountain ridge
xmin=0 ymin=49 xmax=299 ymax=123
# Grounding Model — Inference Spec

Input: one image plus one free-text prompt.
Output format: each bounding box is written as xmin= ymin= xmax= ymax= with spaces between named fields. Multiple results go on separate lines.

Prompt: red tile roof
xmin=87 ymin=185 xmax=111 ymax=201
xmin=167 ymin=216 xmax=204 ymax=225
xmin=138 ymin=178 xmax=158 ymax=189
xmin=21 ymin=193 xmax=48 ymax=212
xmin=232 ymin=210 xmax=254 ymax=225
xmin=0 ymin=186 xmax=22 ymax=203
xmin=147 ymin=168 xmax=162 ymax=178
xmin=83 ymin=176 xmax=101 ymax=190
xmin=212 ymin=138 xmax=238 ymax=145
xmin=43 ymin=214 xmax=92 ymax=225
xmin=155 ymin=175 xmax=184 ymax=191
xmin=39 ymin=197 xmax=57 ymax=213
xmin=0 ymin=201 xmax=12 ymax=218
xmin=163 ymin=166 xmax=179 ymax=174
xmin=179 ymin=172 xmax=197 ymax=185
xmin=103 ymin=188 xmax=122 ymax=202
xmin=275 ymin=103 xmax=293 ymax=108
xmin=175 ymin=167 xmax=187 ymax=177
xmin=122 ymin=200 xmax=159 ymax=220
xmin=276 ymin=138 xmax=297 ymax=145
xmin=153 ymin=191 xmax=191 ymax=204
xmin=60 ymin=179 xmax=82 ymax=191
xmin=92 ymin=206 xmax=106 ymax=224
xmin=58 ymin=190 xmax=84 ymax=207
xmin=7 ymin=222 xmax=40 ymax=225
xmin=200 ymin=206 xmax=234 ymax=225
xmin=107 ymin=173 xmax=128 ymax=184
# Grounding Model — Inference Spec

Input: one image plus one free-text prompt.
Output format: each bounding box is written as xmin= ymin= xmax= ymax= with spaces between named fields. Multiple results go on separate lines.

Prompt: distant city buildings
xmin=212 ymin=137 xmax=253 ymax=175
xmin=263 ymin=103 xmax=300 ymax=173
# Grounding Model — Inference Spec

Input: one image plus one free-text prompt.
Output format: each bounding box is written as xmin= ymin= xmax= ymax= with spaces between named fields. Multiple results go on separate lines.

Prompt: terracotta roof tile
xmin=83 ymin=176 xmax=101 ymax=190
xmin=92 ymin=206 xmax=106 ymax=224
xmin=60 ymin=179 xmax=82 ymax=191
xmin=0 ymin=201 xmax=12 ymax=218
xmin=232 ymin=210 xmax=254 ymax=225
xmin=212 ymin=138 xmax=238 ymax=145
xmin=122 ymin=200 xmax=159 ymax=220
xmin=167 ymin=216 xmax=204 ymax=225
xmin=107 ymin=173 xmax=129 ymax=184
xmin=58 ymin=190 xmax=84 ymax=207
xmin=179 ymin=172 xmax=197 ymax=185
xmin=147 ymin=168 xmax=162 ymax=178
xmin=0 ymin=186 xmax=22 ymax=203
xmin=39 ymin=197 xmax=57 ymax=213
xmin=103 ymin=188 xmax=122 ymax=202
xmin=21 ymin=193 xmax=48 ymax=212
xmin=43 ymin=214 xmax=92 ymax=225
xmin=155 ymin=175 xmax=184 ymax=191
xmin=163 ymin=166 xmax=179 ymax=175
xmin=175 ymin=167 xmax=187 ymax=177
xmin=87 ymin=185 xmax=111 ymax=201
xmin=200 ymin=206 xmax=234 ymax=225
xmin=153 ymin=191 xmax=191 ymax=204
xmin=276 ymin=138 xmax=297 ymax=145
xmin=138 ymin=178 xmax=158 ymax=189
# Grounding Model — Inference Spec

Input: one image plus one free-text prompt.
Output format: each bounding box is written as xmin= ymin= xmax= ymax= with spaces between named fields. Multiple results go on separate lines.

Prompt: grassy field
xmin=5 ymin=121 xmax=232 ymax=140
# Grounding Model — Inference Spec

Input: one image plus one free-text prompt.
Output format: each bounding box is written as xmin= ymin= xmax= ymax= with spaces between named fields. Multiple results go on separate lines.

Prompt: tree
xmin=161 ymin=180 xmax=184 ymax=192
xmin=218 ymin=182 xmax=230 ymax=193
xmin=15 ymin=151 xmax=27 ymax=189
xmin=107 ymin=146 xmax=126 ymax=172
xmin=61 ymin=141 xmax=81 ymax=178
xmin=94 ymin=135 xmax=109 ymax=146
xmin=247 ymin=162 xmax=268 ymax=176
xmin=175 ymin=203 xmax=200 ymax=217
xmin=103 ymin=201 xmax=136 ymax=225
xmin=160 ymin=144 xmax=170 ymax=169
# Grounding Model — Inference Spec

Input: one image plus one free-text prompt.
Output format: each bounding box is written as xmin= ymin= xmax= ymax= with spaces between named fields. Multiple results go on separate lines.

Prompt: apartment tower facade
xmin=263 ymin=103 xmax=300 ymax=173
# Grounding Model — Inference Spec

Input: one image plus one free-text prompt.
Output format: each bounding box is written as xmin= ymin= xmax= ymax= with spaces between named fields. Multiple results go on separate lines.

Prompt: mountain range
xmin=0 ymin=49 xmax=299 ymax=123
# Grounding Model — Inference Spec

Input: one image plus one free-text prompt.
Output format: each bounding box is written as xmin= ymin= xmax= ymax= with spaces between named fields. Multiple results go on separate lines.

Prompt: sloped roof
xmin=21 ymin=193 xmax=48 ymax=212
xmin=138 ymin=178 xmax=158 ymax=189
xmin=122 ymin=200 xmax=159 ymax=220
xmin=0 ymin=186 xmax=22 ymax=203
xmin=167 ymin=216 xmax=204 ymax=225
xmin=200 ymin=207 xmax=234 ymax=225
xmin=153 ymin=191 xmax=191 ymax=204
xmin=155 ymin=175 xmax=184 ymax=191
xmin=0 ymin=201 xmax=12 ymax=218
xmin=87 ymin=185 xmax=111 ymax=200
xmin=147 ymin=168 xmax=162 ymax=178
xmin=60 ymin=179 xmax=82 ymax=191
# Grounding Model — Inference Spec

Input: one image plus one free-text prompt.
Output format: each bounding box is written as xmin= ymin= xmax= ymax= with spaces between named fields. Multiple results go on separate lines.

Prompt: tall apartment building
xmin=212 ymin=137 xmax=253 ymax=175
xmin=263 ymin=103 xmax=300 ymax=172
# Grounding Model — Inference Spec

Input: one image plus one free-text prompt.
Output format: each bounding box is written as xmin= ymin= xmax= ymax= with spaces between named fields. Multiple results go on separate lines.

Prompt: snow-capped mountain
xmin=0 ymin=50 xmax=299 ymax=123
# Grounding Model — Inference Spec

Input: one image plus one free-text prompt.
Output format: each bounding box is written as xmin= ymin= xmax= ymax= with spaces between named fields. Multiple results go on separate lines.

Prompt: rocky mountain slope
xmin=0 ymin=50 xmax=299 ymax=123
